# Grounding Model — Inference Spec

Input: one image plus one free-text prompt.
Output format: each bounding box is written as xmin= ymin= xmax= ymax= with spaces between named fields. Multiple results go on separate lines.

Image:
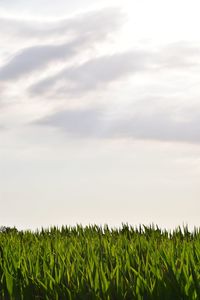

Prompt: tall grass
xmin=0 ymin=224 xmax=200 ymax=299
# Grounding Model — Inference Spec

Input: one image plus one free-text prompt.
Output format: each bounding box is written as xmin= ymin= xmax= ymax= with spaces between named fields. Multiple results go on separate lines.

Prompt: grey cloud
xmin=0 ymin=7 xmax=123 ymax=81
xmin=0 ymin=7 xmax=123 ymax=39
xmin=0 ymin=37 xmax=93 ymax=81
xmin=2 ymin=9 xmax=199 ymax=90
xmin=35 ymin=108 xmax=200 ymax=144
xmin=115 ymin=112 xmax=200 ymax=143
xmin=30 ymin=51 xmax=150 ymax=96
xmin=29 ymin=41 xmax=200 ymax=98
xmin=36 ymin=108 xmax=104 ymax=138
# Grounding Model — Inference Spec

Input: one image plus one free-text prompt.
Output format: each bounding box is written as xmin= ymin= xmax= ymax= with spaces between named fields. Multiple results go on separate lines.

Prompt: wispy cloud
xmin=0 ymin=37 xmax=98 ymax=81
xmin=34 ymin=107 xmax=200 ymax=144
xmin=29 ymin=51 xmax=150 ymax=97
xmin=0 ymin=7 xmax=123 ymax=40
xmin=29 ymin=41 xmax=200 ymax=98
xmin=1 ymin=4 xmax=200 ymax=147
xmin=156 ymin=41 xmax=200 ymax=70
xmin=0 ymin=7 xmax=124 ymax=82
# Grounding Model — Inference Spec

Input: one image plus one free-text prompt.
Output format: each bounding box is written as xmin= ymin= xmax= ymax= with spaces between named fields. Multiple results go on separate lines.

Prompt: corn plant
xmin=0 ymin=224 xmax=200 ymax=299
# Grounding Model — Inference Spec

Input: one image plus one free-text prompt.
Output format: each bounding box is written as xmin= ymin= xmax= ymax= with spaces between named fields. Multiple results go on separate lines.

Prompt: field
xmin=0 ymin=224 xmax=200 ymax=299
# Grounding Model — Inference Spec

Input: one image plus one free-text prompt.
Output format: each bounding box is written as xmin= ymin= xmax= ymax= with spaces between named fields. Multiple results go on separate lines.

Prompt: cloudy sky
xmin=0 ymin=0 xmax=200 ymax=230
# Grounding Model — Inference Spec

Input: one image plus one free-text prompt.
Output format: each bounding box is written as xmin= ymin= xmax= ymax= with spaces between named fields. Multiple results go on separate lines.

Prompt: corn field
xmin=0 ymin=224 xmax=200 ymax=299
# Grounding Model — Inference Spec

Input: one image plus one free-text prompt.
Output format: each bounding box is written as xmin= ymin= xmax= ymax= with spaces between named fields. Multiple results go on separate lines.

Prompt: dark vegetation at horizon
xmin=0 ymin=224 xmax=200 ymax=299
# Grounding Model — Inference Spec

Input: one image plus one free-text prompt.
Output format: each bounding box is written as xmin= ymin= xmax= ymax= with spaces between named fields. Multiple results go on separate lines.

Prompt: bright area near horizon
xmin=0 ymin=0 xmax=200 ymax=230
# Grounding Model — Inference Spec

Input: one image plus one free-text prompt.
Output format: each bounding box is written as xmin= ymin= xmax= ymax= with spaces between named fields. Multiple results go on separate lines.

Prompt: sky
xmin=0 ymin=0 xmax=200 ymax=230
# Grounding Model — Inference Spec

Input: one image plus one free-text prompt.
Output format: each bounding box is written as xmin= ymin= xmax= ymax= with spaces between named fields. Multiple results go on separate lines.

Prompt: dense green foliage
xmin=0 ymin=224 xmax=200 ymax=299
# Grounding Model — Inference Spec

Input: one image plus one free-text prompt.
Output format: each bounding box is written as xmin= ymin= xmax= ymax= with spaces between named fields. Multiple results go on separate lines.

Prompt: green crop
xmin=0 ymin=224 xmax=200 ymax=299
